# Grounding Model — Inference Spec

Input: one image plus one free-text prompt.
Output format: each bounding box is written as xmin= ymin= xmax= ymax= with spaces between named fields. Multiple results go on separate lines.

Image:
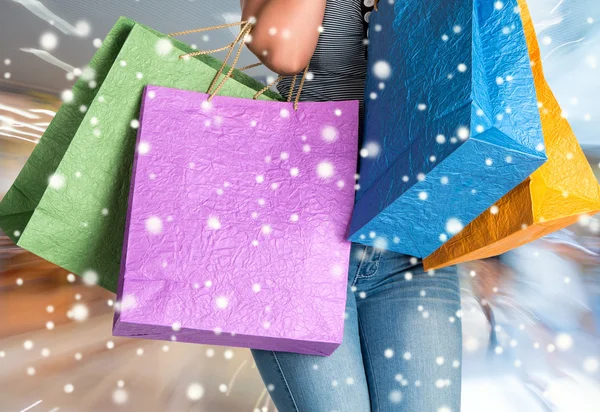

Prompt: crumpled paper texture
xmin=113 ymin=86 xmax=358 ymax=356
xmin=423 ymin=0 xmax=600 ymax=270
xmin=348 ymin=0 xmax=547 ymax=257
xmin=0 ymin=17 xmax=280 ymax=293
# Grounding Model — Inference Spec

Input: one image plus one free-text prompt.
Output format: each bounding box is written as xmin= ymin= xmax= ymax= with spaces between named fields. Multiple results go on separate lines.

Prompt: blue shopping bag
xmin=349 ymin=0 xmax=547 ymax=258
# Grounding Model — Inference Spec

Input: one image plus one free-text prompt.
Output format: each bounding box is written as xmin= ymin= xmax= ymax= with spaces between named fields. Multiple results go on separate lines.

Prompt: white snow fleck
xmin=71 ymin=303 xmax=89 ymax=321
xmin=207 ymin=217 xmax=221 ymax=230
xmin=145 ymin=216 xmax=163 ymax=234
xmin=321 ymin=126 xmax=338 ymax=142
xmin=201 ymin=100 xmax=212 ymax=111
xmin=373 ymin=60 xmax=392 ymax=79
xmin=215 ymin=296 xmax=229 ymax=309
xmin=48 ymin=173 xmax=66 ymax=190
xmin=82 ymin=270 xmax=98 ymax=286
xmin=316 ymin=161 xmax=334 ymax=178
xmin=40 ymin=32 xmax=58 ymax=51
xmin=389 ymin=390 xmax=403 ymax=404
xmin=446 ymin=218 xmax=463 ymax=234
xmin=155 ymin=38 xmax=173 ymax=56
xmin=331 ymin=264 xmax=344 ymax=276
xmin=457 ymin=126 xmax=470 ymax=140
xmin=61 ymin=90 xmax=74 ymax=103
xmin=138 ymin=141 xmax=151 ymax=155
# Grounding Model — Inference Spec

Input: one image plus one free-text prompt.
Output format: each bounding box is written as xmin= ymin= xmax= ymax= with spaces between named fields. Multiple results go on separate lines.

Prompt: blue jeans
xmin=251 ymin=244 xmax=463 ymax=411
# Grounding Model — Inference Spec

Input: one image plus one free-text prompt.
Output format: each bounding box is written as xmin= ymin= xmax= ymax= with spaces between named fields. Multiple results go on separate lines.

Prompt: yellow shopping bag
xmin=424 ymin=0 xmax=600 ymax=270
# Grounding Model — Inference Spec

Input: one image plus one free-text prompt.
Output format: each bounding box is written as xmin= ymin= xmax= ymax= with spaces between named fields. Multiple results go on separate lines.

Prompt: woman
xmin=241 ymin=1 xmax=463 ymax=411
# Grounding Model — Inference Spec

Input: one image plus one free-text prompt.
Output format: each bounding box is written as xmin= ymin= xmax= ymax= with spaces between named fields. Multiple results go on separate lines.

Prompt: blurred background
xmin=1 ymin=0 xmax=599 ymax=411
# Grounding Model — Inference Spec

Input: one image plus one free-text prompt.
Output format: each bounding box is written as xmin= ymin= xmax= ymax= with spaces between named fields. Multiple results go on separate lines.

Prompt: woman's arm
xmin=240 ymin=0 xmax=326 ymax=75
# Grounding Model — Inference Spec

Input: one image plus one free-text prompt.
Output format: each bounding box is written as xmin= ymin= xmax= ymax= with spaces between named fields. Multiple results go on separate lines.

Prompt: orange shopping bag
xmin=424 ymin=0 xmax=600 ymax=270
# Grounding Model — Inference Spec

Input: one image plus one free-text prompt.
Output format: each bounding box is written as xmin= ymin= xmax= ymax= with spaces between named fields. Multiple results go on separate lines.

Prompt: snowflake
xmin=82 ymin=270 xmax=98 ymax=286
xmin=113 ymin=388 xmax=129 ymax=405
xmin=445 ymin=218 xmax=463 ymax=235
xmin=316 ymin=161 xmax=334 ymax=179
xmin=331 ymin=264 xmax=344 ymax=276
xmin=389 ymin=390 xmax=403 ymax=404
xmin=373 ymin=60 xmax=391 ymax=79
xmin=321 ymin=126 xmax=338 ymax=142
xmin=40 ymin=32 xmax=58 ymax=51
xmin=207 ymin=217 xmax=221 ymax=230
xmin=47 ymin=173 xmax=66 ymax=190
xmin=215 ymin=296 xmax=229 ymax=309
xmin=374 ymin=237 xmax=388 ymax=249
xmin=145 ymin=216 xmax=163 ymax=234
xmin=155 ymin=38 xmax=173 ymax=56
xmin=138 ymin=141 xmax=151 ymax=155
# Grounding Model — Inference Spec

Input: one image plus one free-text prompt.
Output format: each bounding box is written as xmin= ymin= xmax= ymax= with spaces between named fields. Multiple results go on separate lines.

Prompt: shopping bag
xmin=348 ymin=0 xmax=547 ymax=257
xmin=0 ymin=18 xmax=280 ymax=292
xmin=423 ymin=0 xmax=600 ymax=270
xmin=112 ymin=84 xmax=359 ymax=355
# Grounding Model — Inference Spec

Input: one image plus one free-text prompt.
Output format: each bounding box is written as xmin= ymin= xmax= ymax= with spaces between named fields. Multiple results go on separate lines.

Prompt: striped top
xmin=278 ymin=0 xmax=374 ymax=122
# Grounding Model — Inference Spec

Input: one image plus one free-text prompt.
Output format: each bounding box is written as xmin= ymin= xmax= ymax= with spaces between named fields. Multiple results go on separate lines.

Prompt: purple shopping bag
xmin=113 ymin=85 xmax=358 ymax=355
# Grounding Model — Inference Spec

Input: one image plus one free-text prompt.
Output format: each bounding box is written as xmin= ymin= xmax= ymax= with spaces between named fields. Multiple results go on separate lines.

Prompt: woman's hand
xmin=240 ymin=0 xmax=326 ymax=75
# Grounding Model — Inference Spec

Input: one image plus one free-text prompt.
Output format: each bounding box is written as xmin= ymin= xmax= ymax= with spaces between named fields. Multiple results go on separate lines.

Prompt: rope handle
xmin=168 ymin=20 xmax=251 ymax=38
xmin=206 ymin=23 xmax=253 ymax=100
xmin=253 ymin=65 xmax=310 ymax=110
xmin=169 ymin=20 xmax=310 ymax=110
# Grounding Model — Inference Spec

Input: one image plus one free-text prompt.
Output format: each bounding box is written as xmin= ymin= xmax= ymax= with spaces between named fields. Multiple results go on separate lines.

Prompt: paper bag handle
xmin=169 ymin=21 xmax=309 ymax=110
xmin=253 ymin=65 xmax=310 ymax=111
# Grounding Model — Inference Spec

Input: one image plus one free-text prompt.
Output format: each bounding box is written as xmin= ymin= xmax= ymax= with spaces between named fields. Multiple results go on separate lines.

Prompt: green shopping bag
xmin=0 ymin=18 xmax=281 ymax=292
